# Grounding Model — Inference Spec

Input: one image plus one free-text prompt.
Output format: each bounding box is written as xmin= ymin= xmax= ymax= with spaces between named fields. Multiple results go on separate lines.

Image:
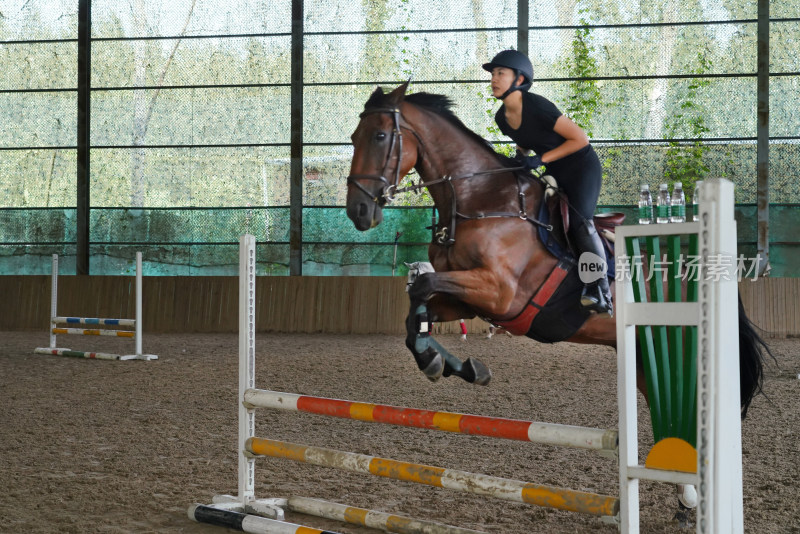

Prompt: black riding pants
xmin=547 ymin=144 xmax=603 ymax=224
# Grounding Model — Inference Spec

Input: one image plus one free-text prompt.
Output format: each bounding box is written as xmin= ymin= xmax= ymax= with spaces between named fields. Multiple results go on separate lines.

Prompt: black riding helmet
xmin=482 ymin=49 xmax=533 ymax=99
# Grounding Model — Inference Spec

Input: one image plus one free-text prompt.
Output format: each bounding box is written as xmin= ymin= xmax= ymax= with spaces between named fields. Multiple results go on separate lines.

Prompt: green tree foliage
xmin=565 ymin=12 xmax=601 ymax=138
xmin=663 ymin=51 xmax=712 ymax=195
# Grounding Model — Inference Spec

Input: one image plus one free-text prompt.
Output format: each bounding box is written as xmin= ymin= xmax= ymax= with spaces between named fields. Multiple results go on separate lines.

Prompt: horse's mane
xmin=364 ymin=89 xmax=516 ymax=167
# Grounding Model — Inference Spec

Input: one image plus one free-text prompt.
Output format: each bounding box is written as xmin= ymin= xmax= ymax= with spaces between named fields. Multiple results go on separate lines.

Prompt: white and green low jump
xmin=616 ymin=178 xmax=744 ymax=533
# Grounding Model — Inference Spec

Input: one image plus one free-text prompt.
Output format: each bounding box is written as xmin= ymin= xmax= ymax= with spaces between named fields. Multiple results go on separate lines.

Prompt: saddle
xmin=537 ymin=175 xmax=624 ymax=266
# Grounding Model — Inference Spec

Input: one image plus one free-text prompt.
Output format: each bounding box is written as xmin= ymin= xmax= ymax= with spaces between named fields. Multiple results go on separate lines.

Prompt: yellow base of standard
xmin=645 ymin=437 xmax=697 ymax=473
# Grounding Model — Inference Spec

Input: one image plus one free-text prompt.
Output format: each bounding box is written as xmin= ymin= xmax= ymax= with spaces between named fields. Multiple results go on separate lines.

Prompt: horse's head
xmin=346 ymin=82 xmax=419 ymax=231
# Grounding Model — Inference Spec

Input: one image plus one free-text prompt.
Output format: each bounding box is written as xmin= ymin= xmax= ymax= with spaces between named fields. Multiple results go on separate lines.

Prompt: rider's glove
xmin=524 ymin=154 xmax=544 ymax=171
xmin=514 ymin=152 xmax=546 ymax=175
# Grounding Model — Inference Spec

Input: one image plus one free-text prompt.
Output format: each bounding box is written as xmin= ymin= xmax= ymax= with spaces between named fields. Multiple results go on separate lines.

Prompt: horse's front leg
xmin=404 ymin=269 xmax=516 ymax=385
xmin=404 ymin=298 xmax=492 ymax=385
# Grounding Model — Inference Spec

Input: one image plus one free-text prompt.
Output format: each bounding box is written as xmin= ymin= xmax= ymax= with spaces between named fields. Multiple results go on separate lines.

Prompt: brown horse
xmin=345 ymin=83 xmax=768 ymax=419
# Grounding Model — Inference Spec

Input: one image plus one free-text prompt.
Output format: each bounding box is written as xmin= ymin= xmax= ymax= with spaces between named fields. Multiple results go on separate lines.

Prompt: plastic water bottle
xmin=656 ymin=183 xmax=671 ymax=224
xmin=638 ymin=184 xmax=653 ymax=224
xmin=670 ymin=182 xmax=686 ymax=223
xmin=692 ymin=181 xmax=703 ymax=221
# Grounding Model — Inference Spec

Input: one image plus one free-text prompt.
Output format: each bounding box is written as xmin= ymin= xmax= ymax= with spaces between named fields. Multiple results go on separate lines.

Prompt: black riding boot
xmin=571 ymin=220 xmax=613 ymax=315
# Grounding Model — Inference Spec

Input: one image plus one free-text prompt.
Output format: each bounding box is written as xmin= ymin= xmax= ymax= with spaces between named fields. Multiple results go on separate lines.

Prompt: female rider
xmin=483 ymin=49 xmax=612 ymax=315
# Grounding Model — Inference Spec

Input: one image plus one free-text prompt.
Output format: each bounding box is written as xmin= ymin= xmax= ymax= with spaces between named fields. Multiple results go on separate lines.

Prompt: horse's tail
xmin=737 ymin=292 xmax=773 ymax=418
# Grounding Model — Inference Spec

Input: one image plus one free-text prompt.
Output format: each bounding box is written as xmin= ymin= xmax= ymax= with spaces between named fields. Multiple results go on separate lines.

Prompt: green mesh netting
xmin=2 ymin=204 xmax=798 ymax=276
xmin=0 ymin=206 xmax=434 ymax=275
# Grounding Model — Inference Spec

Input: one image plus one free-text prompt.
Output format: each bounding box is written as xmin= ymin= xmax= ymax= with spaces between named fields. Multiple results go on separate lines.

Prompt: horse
xmin=345 ymin=81 xmax=769 ymax=406
xmin=345 ymin=83 xmax=771 ymax=517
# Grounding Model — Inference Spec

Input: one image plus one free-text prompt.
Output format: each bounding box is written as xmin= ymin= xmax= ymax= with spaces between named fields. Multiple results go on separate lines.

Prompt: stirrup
xmin=581 ymin=286 xmax=612 ymax=314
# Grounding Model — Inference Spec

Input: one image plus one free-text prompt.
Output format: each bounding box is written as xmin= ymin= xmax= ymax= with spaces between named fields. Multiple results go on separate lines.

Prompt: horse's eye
xmin=375 ymin=132 xmax=387 ymax=141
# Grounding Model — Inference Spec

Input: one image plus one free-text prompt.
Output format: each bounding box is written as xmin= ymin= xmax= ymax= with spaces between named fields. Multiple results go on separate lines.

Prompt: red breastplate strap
xmin=493 ymin=261 xmax=570 ymax=336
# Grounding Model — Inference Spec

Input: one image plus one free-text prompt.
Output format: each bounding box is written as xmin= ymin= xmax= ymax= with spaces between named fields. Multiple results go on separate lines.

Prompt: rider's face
xmin=490 ymin=67 xmax=520 ymax=98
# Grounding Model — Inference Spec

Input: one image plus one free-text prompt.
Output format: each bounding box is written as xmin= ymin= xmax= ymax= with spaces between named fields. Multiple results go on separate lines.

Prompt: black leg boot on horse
xmin=405 ymin=276 xmax=492 ymax=386
xmin=570 ymin=219 xmax=613 ymax=315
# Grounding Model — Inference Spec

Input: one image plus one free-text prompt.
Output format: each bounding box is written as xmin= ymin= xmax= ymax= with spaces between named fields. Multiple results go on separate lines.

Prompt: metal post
xmin=135 ymin=252 xmax=143 ymax=356
xmin=49 ymin=254 xmax=59 ymax=349
xmin=756 ymin=0 xmax=770 ymax=275
xmin=517 ymin=0 xmax=528 ymax=56
xmin=122 ymin=252 xmax=156 ymax=361
xmin=289 ymin=0 xmax=304 ymax=275
xmin=238 ymin=234 xmax=257 ymax=504
xmin=76 ymin=0 xmax=91 ymax=274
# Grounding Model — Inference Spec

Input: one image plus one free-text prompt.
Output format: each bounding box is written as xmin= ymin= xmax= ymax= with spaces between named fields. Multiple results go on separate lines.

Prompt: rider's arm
xmin=540 ymin=115 xmax=589 ymax=164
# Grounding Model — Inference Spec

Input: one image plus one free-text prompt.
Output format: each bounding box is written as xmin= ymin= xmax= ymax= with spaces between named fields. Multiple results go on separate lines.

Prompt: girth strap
xmin=491 ymin=259 xmax=571 ymax=336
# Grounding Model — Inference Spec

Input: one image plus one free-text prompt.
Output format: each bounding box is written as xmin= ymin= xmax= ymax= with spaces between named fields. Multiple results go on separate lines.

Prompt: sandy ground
xmin=1 ymin=330 xmax=798 ymax=534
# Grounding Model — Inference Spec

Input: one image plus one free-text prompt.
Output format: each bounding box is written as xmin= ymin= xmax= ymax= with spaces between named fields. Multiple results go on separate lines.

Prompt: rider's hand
xmin=514 ymin=151 xmax=545 ymax=176
xmin=524 ymin=154 xmax=544 ymax=171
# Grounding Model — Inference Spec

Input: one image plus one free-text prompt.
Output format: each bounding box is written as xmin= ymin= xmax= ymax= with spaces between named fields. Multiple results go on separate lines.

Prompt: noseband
xmin=346 ymin=107 xmax=405 ymax=204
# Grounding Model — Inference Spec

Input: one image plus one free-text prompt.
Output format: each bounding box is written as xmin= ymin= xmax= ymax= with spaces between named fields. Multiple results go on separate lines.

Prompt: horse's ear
xmin=386 ymin=81 xmax=410 ymax=106
xmin=364 ymin=86 xmax=387 ymax=110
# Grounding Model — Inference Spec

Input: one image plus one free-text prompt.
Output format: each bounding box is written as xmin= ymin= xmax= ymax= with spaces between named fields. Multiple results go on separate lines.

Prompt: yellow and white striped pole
xmin=247 ymin=438 xmax=619 ymax=518
xmin=286 ymin=496 xmax=485 ymax=534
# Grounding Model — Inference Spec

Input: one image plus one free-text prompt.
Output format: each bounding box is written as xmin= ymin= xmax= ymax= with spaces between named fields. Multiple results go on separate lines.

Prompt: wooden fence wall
xmin=1 ymin=275 xmax=797 ymax=337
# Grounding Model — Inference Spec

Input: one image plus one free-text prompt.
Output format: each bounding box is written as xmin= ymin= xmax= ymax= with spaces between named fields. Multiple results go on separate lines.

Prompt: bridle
xmin=347 ymin=106 xmax=522 ymax=204
xmin=347 ymin=105 xmax=554 ymax=245
xmin=346 ymin=107 xmax=406 ymax=204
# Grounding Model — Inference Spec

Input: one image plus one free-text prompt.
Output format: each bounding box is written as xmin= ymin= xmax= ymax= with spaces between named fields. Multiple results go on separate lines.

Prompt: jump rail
xmin=33 ymin=253 xmax=157 ymax=361
xmin=245 ymin=437 xmax=619 ymax=517
xmin=52 ymin=327 xmax=135 ymax=338
xmin=243 ymin=389 xmax=618 ymax=453
xmin=194 ymin=497 xmax=489 ymax=534
xmin=188 ymin=504 xmax=342 ymax=534
xmin=285 ymin=496 xmax=485 ymax=534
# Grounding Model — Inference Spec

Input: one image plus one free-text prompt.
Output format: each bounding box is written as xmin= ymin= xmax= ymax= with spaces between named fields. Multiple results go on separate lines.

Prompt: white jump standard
xmin=615 ymin=179 xmax=744 ymax=533
xmin=34 ymin=252 xmax=157 ymax=361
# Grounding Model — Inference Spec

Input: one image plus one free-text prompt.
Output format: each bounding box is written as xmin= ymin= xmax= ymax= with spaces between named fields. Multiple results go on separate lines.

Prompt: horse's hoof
xmin=416 ymin=348 xmax=443 ymax=381
xmin=440 ymin=358 xmax=491 ymax=385
xmin=450 ymin=358 xmax=491 ymax=385
xmin=467 ymin=358 xmax=492 ymax=386
xmin=677 ymin=484 xmax=697 ymax=509
xmin=423 ymin=357 xmax=443 ymax=381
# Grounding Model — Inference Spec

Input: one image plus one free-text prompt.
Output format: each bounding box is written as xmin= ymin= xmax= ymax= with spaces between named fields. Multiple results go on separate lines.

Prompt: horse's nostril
xmin=359 ymin=203 xmax=368 ymax=217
